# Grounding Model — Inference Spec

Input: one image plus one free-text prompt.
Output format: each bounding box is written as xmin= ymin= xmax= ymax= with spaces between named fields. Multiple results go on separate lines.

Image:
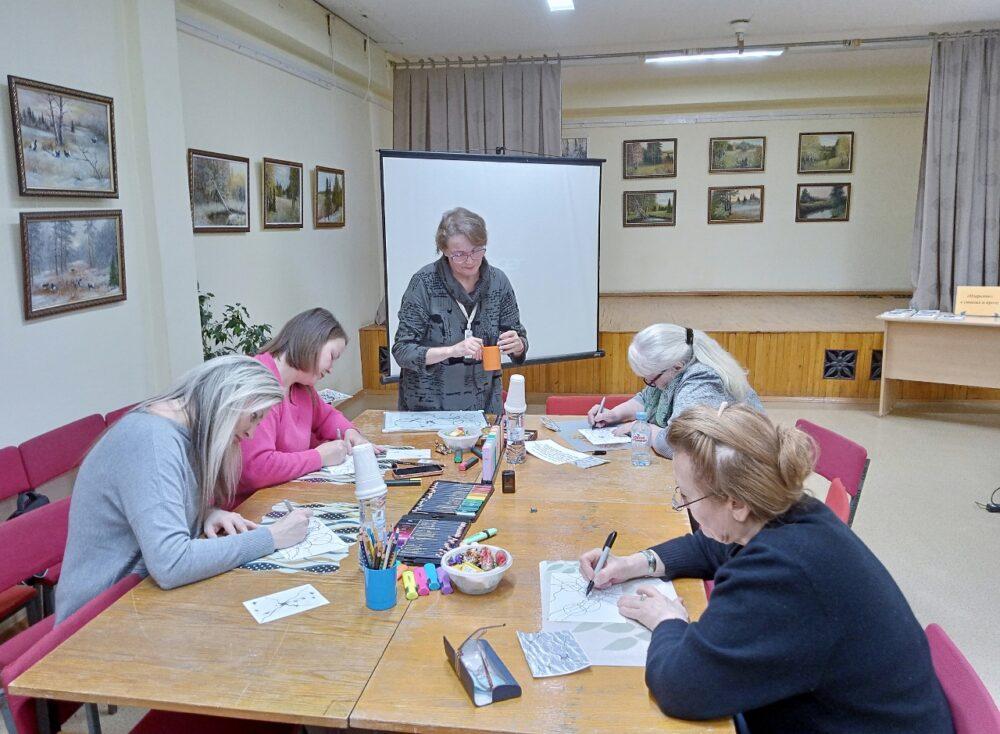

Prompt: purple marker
xmin=436 ymin=565 xmax=453 ymax=595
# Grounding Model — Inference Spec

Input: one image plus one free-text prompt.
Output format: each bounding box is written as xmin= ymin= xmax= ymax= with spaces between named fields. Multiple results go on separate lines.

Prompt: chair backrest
xmin=104 ymin=403 xmax=138 ymax=427
xmin=794 ymin=419 xmax=869 ymax=525
xmin=18 ymin=414 xmax=106 ymax=488
xmin=925 ymin=624 xmax=1000 ymax=734
xmin=824 ymin=478 xmax=851 ymax=525
xmin=0 ymin=498 xmax=71 ymax=591
xmin=1 ymin=573 xmax=142 ymax=734
xmin=545 ymin=394 xmax=632 ymax=416
xmin=0 ymin=446 xmax=31 ymax=503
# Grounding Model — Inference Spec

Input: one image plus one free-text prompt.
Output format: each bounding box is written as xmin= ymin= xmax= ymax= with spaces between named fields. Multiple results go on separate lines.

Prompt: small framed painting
xmin=623 ymin=190 xmax=676 ymax=227
xmin=798 ymin=132 xmax=854 ymax=174
xmin=314 ymin=166 xmax=345 ymax=228
xmin=20 ymin=210 xmax=126 ymax=320
xmin=262 ymin=157 xmax=303 ymax=229
xmin=8 ymin=75 xmax=118 ymax=197
xmin=708 ymin=186 xmax=764 ymax=224
xmin=709 ymin=136 xmax=766 ymax=173
xmin=561 ymin=137 xmax=588 ymax=159
xmin=796 ymin=183 xmax=852 ymax=222
xmin=623 ymin=138 xmax=676 ymax=178
xmin=187 ymin=149 xmax=250 ymax=233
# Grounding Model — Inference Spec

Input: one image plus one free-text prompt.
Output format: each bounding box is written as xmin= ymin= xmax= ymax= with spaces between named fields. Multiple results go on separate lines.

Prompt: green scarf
xmin=642 ymin=383 xmax=674 ymax=428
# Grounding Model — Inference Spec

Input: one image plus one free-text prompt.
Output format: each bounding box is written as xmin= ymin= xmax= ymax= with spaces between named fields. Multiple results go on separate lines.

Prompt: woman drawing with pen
xmin=578 ymin=405 xmax=952 ymax=734
xmin=56 ymin=356 xmax=312 ymax=623
xmin=392 ymin=207 xmax=528 ymax=414
xmin=238 ymin=308 xmax=378 ymax=498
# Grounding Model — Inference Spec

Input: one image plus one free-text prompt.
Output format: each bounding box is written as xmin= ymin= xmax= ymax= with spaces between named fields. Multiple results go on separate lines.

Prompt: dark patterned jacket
xmin=392 ymin=259 xmax=528 ymax=414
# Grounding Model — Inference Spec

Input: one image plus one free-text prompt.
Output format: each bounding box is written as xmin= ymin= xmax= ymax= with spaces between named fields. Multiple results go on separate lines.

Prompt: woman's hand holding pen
xmin=578 ymin=548 xmax=645 ymax=589
xmin=317 ymin=440 xmax=351 ymax=466
xmin=268 ymin=508 xmax=312 ymax=549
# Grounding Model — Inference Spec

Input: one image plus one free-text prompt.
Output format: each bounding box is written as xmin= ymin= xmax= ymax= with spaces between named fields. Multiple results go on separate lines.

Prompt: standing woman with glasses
xmin=578 ymin=405 xmax=953 ymax=733
xmin=588 ymin=323 xmax=762 ymax=458
xmin=392 ymin=207 xmax=528 ymax=414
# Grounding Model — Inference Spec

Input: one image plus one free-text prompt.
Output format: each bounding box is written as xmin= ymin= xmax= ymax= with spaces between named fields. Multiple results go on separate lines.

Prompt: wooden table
xmin=11 ymin=412 xmax=732 ymax=733
xmin=878 ymin=314 xmax=1000 ymax=415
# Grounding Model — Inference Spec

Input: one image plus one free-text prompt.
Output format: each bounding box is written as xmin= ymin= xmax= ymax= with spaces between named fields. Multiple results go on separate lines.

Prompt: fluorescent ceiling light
xmin=548 ymin=0 xmax=574 ymax=11
xmin=645 ymin=48 xmax=784 ymax=64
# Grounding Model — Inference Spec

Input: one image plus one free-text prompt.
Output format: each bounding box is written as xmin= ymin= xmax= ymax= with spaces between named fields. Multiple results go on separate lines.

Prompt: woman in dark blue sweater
xmin=579 ymin=404 xmax=954 ymax=734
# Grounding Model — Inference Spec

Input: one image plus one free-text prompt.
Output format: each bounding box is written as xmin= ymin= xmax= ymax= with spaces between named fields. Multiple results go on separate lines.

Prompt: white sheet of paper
xmin=382 ymin=448 xmax=432 ymax=460
xmin=578 ymin=427 xmax=631 ymax=445
xmin=243 ymin=584 xmax=329 ymax=624
xmin=525 ymin=439 xmax=589 ymax=465
xmin=547 ymin=571 xmax=677 ymax=623
xmin=268 ymin=518 xmax=351 ymax=563
xmin=383 ymin=410 xmax=487 ymax=433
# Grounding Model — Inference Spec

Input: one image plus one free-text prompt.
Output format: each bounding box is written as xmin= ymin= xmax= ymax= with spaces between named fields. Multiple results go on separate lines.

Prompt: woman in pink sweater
xmin=238 ymin=308 xmax=374 ymax=496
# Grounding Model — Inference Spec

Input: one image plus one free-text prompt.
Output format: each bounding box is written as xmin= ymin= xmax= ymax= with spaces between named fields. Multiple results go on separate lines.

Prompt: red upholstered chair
xmin=0 ymin=447 xmax=41 ymax=625
xmin=794 ymin=419 xmax=869 ymax=526
xmin=17 ymin=414 xmax=106 ymax=489
xmin=925 ymin=624 xmax=1000 ymax=734
xmin=0 ymin=498 xmax=71 ymax=624
xmin=0 ymin=446 xmax=31 ymax=501
xmin=104 ymin=403 xmax=138 ymax=427
xmin=545 ymin=394 xmax=632 ymax=415
xmin=824 ymin=478 xmax=851 ymax=525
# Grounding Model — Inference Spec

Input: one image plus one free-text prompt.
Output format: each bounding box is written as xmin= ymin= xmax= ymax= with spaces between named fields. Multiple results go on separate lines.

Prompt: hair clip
xmin=685 ymin=327 xmax=694 ymax=345
xmin=717 ymin=402 xmax=728 ymax=416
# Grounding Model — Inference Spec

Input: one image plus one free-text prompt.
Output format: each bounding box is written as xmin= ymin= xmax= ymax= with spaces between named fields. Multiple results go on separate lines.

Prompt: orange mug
xmin=482 ymin=345 xmax=501 ymax=371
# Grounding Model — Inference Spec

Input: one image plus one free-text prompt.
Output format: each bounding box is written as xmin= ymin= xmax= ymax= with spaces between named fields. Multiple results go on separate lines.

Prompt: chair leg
xmin=34 ymin=697 xmax=57 ymax=734
xmin=847 ymin=458 xmax=870 ymax=527
xmin=40 ymin=583 xmax=56 ymax=618
xmin=25 ymin=590 xmax=44 ymax=625
xmin=85 ymin=702 xmax=103 ymax=734
xmin=1 ymin=690 xmax=20 ymax=734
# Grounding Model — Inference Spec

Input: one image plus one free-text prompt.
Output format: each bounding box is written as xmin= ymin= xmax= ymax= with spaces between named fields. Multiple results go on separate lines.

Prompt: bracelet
xmin=640 ymin=549 xmax=658 ymax=577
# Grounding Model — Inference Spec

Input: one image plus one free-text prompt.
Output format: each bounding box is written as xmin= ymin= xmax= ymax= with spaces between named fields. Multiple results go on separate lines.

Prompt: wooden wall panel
xmin=358 ymin=325 xmax=1000 ymax=401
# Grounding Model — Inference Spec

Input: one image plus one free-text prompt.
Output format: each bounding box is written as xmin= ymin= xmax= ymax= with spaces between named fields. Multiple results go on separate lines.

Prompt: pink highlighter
xmin=412 ymin=566 xmax=430 ymax=596
xmin=436 ymin=565 xmax=453 ymax=594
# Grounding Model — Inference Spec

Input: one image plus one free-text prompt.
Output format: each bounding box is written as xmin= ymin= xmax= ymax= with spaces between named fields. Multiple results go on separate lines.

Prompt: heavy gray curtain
xmin=393 ymin=60 xmax=561 ymax=156
xmin=911 ymin=33 xmax=1000 ymax=310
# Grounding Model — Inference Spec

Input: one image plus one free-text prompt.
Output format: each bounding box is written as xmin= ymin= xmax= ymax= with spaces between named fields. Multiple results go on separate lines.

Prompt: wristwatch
xmin=640 ymin=549 xmax=659 ymax=577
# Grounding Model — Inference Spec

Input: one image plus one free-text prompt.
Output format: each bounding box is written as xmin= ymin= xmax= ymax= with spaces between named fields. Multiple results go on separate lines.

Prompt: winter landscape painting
xmin=187 ymin=149 xmax=250 ymax=233
xmin=314 ymin=166 xmax=345 ymax=228
xmin=8 ymin=75 xmax=118 ymax=197
xmin=263 ymin=158 xmax=303 ymax=229
xmin=20 ymin=210 xmax=126 ymax=320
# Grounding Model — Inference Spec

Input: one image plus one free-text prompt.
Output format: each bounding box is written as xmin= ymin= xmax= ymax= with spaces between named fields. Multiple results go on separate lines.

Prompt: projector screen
xmin=380 ymin=150 xmax=603 ymax=379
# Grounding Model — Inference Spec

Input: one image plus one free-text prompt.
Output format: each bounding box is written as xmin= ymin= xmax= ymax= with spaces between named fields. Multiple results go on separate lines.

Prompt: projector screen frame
xmin=377 ymin=149 xmax=606 ymax=384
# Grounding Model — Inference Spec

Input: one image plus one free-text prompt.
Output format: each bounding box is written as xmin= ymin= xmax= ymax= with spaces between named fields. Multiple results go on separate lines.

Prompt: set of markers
xmin=397 ymin=563 xmax=453 ymax=598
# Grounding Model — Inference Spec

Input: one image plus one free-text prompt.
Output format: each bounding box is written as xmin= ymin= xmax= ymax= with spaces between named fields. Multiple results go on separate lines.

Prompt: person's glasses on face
xmin=670 ymin=485 xmax=708 ymax=511
xmin=643 ymin=369 xmax=667 ymax=388
xmin=446 ymin=247 xmax=487 ymax=263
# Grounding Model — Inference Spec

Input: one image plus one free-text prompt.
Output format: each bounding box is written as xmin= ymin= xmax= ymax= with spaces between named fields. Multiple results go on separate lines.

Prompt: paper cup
xmin=482 ymin=345 xmax=501 ymax=371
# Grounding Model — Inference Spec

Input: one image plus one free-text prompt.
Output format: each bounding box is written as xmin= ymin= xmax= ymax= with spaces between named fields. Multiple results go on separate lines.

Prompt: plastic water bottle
xmin=631 ymin=411 xmax=652 ymax=467
xmin=504 ymin=375 xmax=527 ymax=465
xmin=353 ymin=443 xmax=387 ymax=564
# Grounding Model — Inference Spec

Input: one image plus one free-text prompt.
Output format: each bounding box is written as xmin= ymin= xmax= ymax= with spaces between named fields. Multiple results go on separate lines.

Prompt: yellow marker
xmin=396 ymin=564 xmax=409 ymax=581
xmin=402 ymin=569 xmax=419 ymax=600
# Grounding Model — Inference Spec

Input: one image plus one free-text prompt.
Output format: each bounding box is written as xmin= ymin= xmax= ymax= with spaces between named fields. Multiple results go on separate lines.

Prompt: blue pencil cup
xmin=363 ymin=565 xmax=398 ymax=611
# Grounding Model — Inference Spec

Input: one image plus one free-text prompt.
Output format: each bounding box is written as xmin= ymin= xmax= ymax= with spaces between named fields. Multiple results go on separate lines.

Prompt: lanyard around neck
xmin=455 ymin=301 xmax=478 ymax=339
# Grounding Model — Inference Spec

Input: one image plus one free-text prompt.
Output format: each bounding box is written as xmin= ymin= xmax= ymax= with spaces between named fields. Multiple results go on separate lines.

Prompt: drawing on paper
xmin=241 ymin=501 xmax=360 ymax=574
xmin=548 ymin=572 xmax=634 ymax=623
xmin=382 ymin=410 xmax=488 ymax=433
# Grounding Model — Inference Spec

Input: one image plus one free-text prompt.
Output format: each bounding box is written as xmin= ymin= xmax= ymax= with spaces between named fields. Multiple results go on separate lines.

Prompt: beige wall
xmin=563 ymin=59 xmax=930 ymax=293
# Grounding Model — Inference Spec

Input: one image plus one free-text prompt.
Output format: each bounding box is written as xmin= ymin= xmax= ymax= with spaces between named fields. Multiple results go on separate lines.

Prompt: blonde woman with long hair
xmin=579 ymin=405 xmax=952 ymax=733
xmin=588 ymin=323 xmax=763 ymax=458
xmin=56 ymin=355 xmax=311 ymax=622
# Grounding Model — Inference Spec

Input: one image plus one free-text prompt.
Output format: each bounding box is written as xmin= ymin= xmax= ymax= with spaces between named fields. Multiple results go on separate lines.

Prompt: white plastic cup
xmin=505 ymin=374 xmax=527 ymax=414
xmin=353 ymin=442 xmax=385 ymax=500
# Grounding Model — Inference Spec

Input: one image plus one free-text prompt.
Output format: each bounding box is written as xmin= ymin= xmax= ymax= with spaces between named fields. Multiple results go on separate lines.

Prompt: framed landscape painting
xmin=561 ymin=137 xmax=588 ymax=159
xmin=187 ymin=149 xmax=250 ymax=233
xmin=623 ymin=190 xmax=676 ymax=227
xmin=709 ymin=136 xmax=765 ymax=173
xmin=623 ymin=138 xmax=676 ymax=178
xmin=798 ymin=131 xmax=854 ymax=173
xmin=314 ymin=166 xmax=345 ymax=228
xmin=796 ymin=183 xmax=852 ymax=222
xmin=708 ymin=186 xmax=764 ymax=224
xmin=8 ymin=75 xmax=118 ymax=197
xmin=20 ymin=210 xmax=126 ymax=320
xmin=262 ymin=158 xmax=303 ymax=229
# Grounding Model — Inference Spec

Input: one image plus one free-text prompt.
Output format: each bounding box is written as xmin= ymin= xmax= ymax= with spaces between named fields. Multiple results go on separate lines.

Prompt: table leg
xmin=85 ymin=702 xmax=103 ymax=734
xmin=879 ymin=376 xmax=899 ymax=416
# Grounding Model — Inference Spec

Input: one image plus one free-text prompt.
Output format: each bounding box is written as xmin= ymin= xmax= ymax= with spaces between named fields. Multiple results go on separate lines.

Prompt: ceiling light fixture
xmin=645 ymin=48 xmax=784 ymax=64
xmin=547 ymin=0 xmax=574 ymax=11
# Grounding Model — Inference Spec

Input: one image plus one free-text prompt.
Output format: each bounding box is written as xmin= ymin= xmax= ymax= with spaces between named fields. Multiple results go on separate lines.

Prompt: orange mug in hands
xmin=482 ymin=345 xmax=502 ymax=371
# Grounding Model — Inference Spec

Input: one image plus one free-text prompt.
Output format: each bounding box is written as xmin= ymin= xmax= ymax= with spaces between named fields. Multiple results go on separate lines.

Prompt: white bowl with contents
xmin=441 ymin=544 xmax=513 ymax=595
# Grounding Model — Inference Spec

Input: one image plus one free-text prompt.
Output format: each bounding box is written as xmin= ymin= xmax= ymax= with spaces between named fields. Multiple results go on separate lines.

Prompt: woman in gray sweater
xmin=56 ymin=355 xmax=312 ymax=622
xmin=588 ymin=323 xmax=763 ymax=458
xmin=392 ymin=207 xmax=528 ymax=415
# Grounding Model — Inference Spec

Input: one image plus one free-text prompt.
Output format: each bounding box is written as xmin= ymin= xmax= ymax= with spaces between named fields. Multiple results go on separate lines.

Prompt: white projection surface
xmin=381 ymin=152 xmax=602 ymax=378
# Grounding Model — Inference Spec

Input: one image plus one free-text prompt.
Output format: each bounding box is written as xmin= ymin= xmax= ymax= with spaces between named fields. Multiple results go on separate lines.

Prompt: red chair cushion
xmin=105 ymin=403 xmax=139 ymax=427
xmin=926 ymin=624 xmax=1000 ymax=734
xmin=794 ymin=419 xmax=868 ymax=497
xmin=545 ymin=394 xmax=632 ymax=416
xmin=0 ymin=615 xmax=53 ymax=672
xmin=0 ymin=586 xmax=38 ymax=622
xmin=824 ymin=478 xmax=851 ymax=524
xmin=34 ymin=562 xmax=62 ymax=587
xmin=0 ymin=498 xmax=71 ymax=590
xmin=132 ymin=711 xmax=299 ymax=734
xmin=18 ymin=414 xmax=106 ymax=488
xmin=0 ymin=446 xmax=31 ymax=502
